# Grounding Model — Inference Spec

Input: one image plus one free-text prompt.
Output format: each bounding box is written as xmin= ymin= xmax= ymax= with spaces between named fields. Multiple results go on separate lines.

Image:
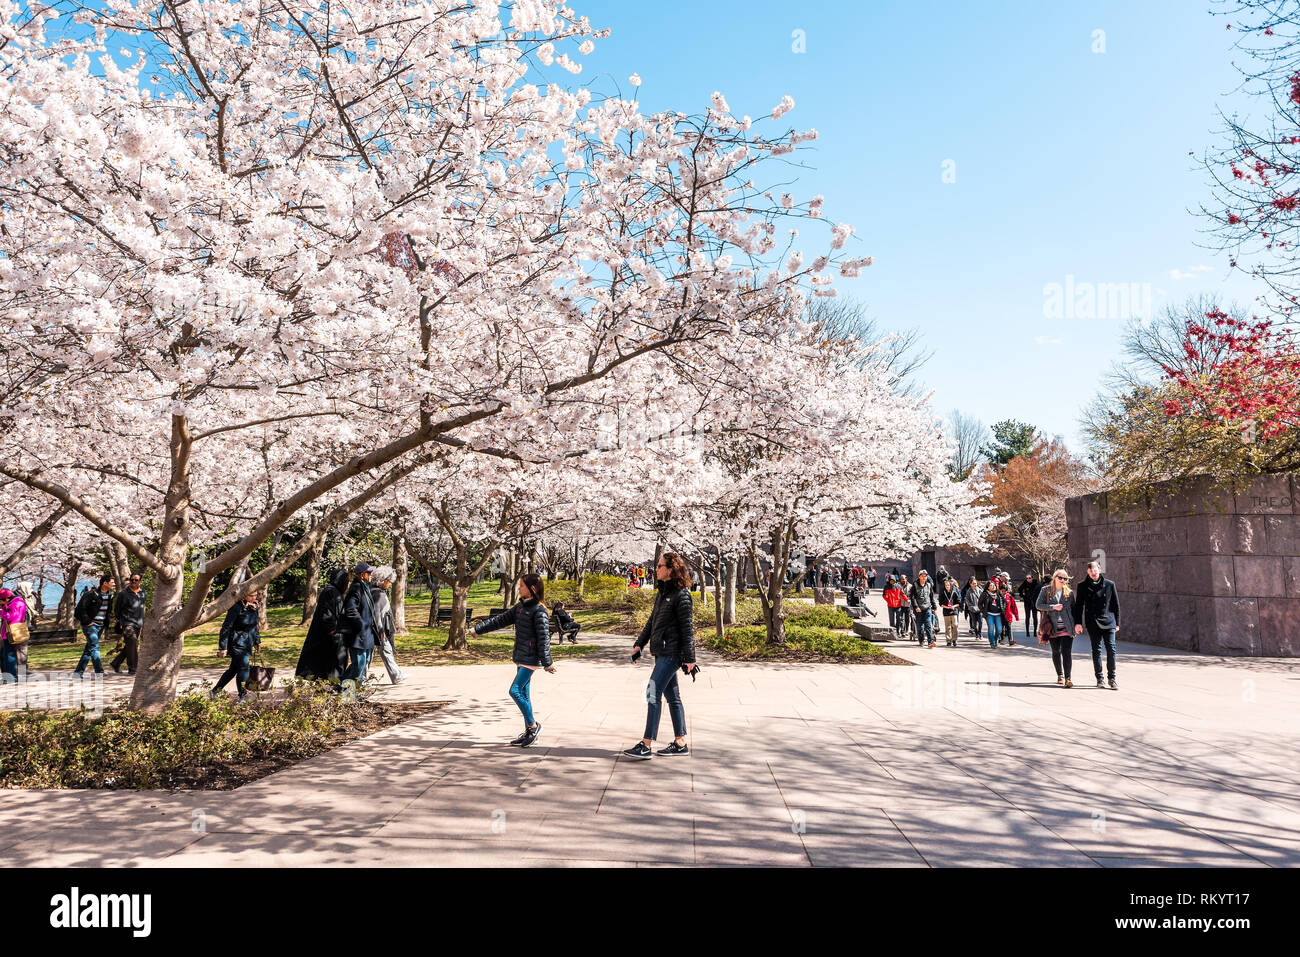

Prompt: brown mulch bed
xmin=155 ymin=700 xmax=447 ymax=791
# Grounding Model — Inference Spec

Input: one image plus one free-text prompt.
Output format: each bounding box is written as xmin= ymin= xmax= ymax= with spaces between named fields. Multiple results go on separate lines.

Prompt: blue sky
xmin=572 ymin=0 xmax=1260 ymax=451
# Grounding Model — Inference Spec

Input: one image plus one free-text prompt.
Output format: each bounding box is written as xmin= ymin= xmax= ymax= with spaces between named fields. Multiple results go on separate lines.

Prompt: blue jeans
xmin=915 ymin=612 xmax=935 ymax=644
xmin=986 ymin=613 xmax=1003 ymax=648
xmin=345 ymin=646 xmax=372 ymax=682
xmin=1088 ymin=627 xmax=1117 ymax=680
xmin=75 ymin=623 xmax=104 ymax=674
xmin=510 ymin=667 xmax=535 ymax=726
xmin=0 ymin=640 xmax=17 ymax=683
xmin=214 ymin=650 xmax=251 ymax=695
xmin=643 ymin=655 xmax=686 ymax=741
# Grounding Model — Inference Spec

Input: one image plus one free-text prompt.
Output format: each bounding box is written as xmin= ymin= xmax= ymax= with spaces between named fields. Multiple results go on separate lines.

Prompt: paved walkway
xmin=3 ymin=620 xmax=1300 ymax=867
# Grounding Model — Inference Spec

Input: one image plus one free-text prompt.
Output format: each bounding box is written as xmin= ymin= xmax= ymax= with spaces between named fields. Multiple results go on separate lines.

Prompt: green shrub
xmin=787 ymin=604 xmax=853 ymax=630
xmin=0 ymin=682 xmax=383 ymax=789
xmin=704 ymin=624 xmax=885 ymax=659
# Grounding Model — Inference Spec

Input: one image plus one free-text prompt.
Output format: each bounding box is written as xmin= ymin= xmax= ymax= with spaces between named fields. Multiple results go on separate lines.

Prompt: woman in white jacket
xmin=370 ymin=566 xmax=407 ymax=685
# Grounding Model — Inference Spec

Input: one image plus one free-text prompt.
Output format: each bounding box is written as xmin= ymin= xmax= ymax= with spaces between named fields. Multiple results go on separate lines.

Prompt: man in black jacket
xmin=1017 ymin=574 xmax=1041 ymax=638
xmin=1073 ymin=562 xmax=1121 ymax=690
xmin=624 ymin=552 xmax=697 ymax=760
xmin=73 ymin=575 xmax=115 ymax=676
xmin=111 ymin=573 xmax=147 ymax=674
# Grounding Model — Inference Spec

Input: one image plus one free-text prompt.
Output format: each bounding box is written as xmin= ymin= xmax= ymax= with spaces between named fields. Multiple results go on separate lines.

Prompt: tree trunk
xmin=442 ymin=581 xmax=470 ymax=650
xmin=392 ymin=532 xmax=408 ymax=635
xmin=713 ymin=550 xmax=724 ymax=637
xmin=56 ymin=560 xmax=81 ymax=627
xmin=300 ymin=534 xmax=324 ymax=624
xmin=723 ymin=554 xmax=736 ymax=625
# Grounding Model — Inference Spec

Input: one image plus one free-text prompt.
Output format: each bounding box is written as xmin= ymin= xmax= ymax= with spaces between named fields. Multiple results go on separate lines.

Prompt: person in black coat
xmin=623 ymin=552 xmax=697 ymax=760
xmin=73 ymin=575 xmax=116 ymax=676
xmin=340 ymin=563 xmax=378 ymax=685
xmin=1072 ymin=561 xmax=1122 ymax=690
xmin=212 ymin=591 xmax=261 ymax=700
xmin=549 ymin=602 xmax=580 ymax=644
xmin=474 ymin=573 xmax=554 ymax=747
xmin=1017 ymin=574 xmax=1041 ymax=638
xmin=295 ymin=569 xmax=350 ymax=682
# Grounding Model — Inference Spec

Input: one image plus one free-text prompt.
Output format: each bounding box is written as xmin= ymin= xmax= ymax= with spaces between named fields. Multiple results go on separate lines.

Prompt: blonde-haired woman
xmin=1036 ymin=570 xmax=1077 ymax=687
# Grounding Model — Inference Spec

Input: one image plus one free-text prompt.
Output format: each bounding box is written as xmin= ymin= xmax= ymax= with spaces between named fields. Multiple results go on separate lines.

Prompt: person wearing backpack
xmin=212 ymin=590 xmax=261 ymax=701
xmin=623 ymin=552 xmax=697 ymax=760
xmin=474 ymin=573 xmax=555 ymax=747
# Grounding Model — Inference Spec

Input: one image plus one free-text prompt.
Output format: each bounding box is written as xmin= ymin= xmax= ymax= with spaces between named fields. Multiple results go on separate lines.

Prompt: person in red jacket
xmin=882 ymin=578 xmax=905 ymax=635
xmin=1002 ymin=590 xmax=1021 ymax=646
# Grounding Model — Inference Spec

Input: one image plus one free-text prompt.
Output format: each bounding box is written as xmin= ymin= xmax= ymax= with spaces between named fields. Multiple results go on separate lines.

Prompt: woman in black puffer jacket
xmin=623 ymin=552 xmax=697 ymax=760
xmin=474 ymin=573 xmax=554 ymax=747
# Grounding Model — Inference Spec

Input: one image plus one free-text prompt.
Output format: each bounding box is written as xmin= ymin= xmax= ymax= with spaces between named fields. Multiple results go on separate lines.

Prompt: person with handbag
xmin=0 ymin=586 xmax=30 ymax=683
xmin=10 ymin=582 xmax=35 ymax=679
xmin=1036 ymin=570 xmax=1077 ymax=687
xmin=212 ymin=590 xmax=261 ymax=701
xmin=370 ymin=565 xmax=407 ymax=685
xmin=623 ymin=552 xmax=697 ymax=760
xmin=474 ymin=572 xmax=555 ymax=747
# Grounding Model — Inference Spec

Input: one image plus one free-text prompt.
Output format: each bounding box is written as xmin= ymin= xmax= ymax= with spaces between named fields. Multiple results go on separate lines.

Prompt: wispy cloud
xmin=1035 ymin=335 xmax=1063 ymax=345
xmin=1168 ymin=264 xmax=1214 ymax=281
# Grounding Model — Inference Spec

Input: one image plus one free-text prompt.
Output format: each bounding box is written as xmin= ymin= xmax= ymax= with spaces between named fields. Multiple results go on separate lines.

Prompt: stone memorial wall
xmin=1065 ymin=474 xmax=1300 ymax=656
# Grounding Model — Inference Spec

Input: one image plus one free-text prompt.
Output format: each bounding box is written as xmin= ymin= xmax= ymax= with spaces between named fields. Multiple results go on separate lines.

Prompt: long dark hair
xmin=520 ymin=573 xmax=546 ymax=607
xmin=658 ymin=552 xmax=692 ymax=589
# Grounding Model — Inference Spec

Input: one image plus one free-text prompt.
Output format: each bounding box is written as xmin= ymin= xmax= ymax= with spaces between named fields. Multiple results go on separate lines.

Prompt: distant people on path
xmin=909 ymin=570 xmax=938 ymax=648
xmin=476 ymin=572 xmax=554 ymax=747
xmin=1073 ymin=561 xmax=1122 ymax=690
xmin=867 ymin=568 xmax=877 ymax=591
xmin=111 ymin=572 xmax=147 ymax=675
xmin=370 ymin=566 xmax=406 ymax=685
xmin=624 ymin=552 xmax=696 ymax=760
xmin=978 ymin=577 xmax=1014 ymax=649
xmin=896 ymin=574 xmax=914 ymax=638
xmin=213 ymin=590 xmax=261 ymax=701
xmin=935 ymin=564 xmax=951 ymax=595
xmin=962 ymin=575 xmax=983 ymax=639
xmin=883 ymin=577 xmax=905 ymax=634
xmin=0 ymin=585 xmax=29 ymax=683
xmin=550 ymin=602 xmax=580 ymax=643
xmin=296 ymin=568 xmax=350 ymax=683
xmin=1017 ymin=574 xmax=1040 ymax=638
xmin=940 ymin=578 xmax=962 ymax=646
xmin=341 ymin=563 xmax=378 ymax=686
xmin=73 ymin=574 xmax=116 ymax=676
xmin=1036 ymin=570 xmax=1077 ymax=687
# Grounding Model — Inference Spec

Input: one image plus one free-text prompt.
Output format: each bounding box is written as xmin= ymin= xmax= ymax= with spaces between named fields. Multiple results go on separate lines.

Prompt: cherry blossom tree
xmin=0 ymin=0 xmax=856 ymax=709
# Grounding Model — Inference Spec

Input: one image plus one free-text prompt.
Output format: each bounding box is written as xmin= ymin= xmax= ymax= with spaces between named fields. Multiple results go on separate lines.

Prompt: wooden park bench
xmin=29 ymin=625 xmax=77 ymax=645
xmin=434 ymin=607 xmax=473 ymax=625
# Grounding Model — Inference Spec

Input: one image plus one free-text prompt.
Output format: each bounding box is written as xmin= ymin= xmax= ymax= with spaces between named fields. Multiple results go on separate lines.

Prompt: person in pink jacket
xmin=0 ymin=586 xmax=29 ymax=683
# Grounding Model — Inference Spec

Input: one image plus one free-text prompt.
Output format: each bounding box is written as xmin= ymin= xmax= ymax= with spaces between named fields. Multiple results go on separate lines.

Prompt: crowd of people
xmin=859 ymin=560 xmax=1124 ymax=689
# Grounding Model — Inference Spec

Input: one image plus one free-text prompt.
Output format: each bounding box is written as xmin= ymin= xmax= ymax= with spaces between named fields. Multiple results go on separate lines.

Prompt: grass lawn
xmin=27 ymin=592 xmax=598 ymax=672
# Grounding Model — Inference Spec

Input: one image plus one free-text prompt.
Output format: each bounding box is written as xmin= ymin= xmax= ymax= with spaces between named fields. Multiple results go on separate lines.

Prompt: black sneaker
xmin=520 ymin=722 xmax=541 ymax=747
xmin=1108 ymin=678 xmax=1118 ymax=690
xmin=509 ymin=729 xmax=531 ymax=746
xmin=622 ymin=742 xmax=652 ymax=760
xmin=656 ymin=741 xmax=690 ymax=756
